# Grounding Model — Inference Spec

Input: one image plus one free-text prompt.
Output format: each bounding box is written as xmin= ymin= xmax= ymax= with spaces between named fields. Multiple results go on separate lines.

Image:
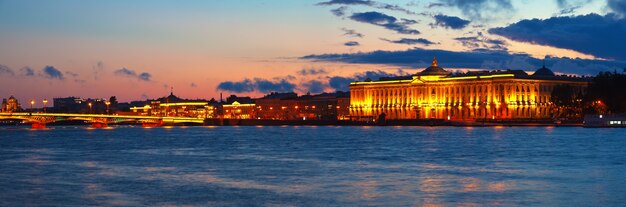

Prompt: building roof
xmin=417 ymin=57 xmax=451 ymax=76
xmin=532 ymin=65 xmax=556 ymax=77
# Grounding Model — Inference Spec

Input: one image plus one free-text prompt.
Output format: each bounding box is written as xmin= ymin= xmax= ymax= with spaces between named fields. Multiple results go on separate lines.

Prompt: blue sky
xmin=1 ymin=0 xmax=625 ymax=103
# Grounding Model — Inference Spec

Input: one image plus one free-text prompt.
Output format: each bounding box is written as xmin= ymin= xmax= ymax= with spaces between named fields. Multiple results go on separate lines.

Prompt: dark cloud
xmin=316 ymin=0 xmax=417 ymax=15
xmin=217 ymin=79 xmax=255 ymax=93
xmin=344 ymin=41 xmax=360 ymax=46
xmin=0 ymin=64 xmax=15 ymax=76
xmin=349 ymin=11 xmax=420 ymax=35
xmin=431 ymin=14 xmax=471 ymax=29
xmin=301 ymin=47 xmax=625 ymax=75
xmin=255 ymin=78 xmax=295 ymax=93
xmin=298 ymin=68 xmax=328 ymax=76
xmin=608 ymin=0 xmax=626 ymax=16
xmin=439 ymin=0 xmax=513 ymax=19
xmin=328 ymin=70 xmax=410 ymax=91
xmin=489 ymin=13 xmax=626 ymax=61
xmin=114 ymin=67 xmax=151 ymax=81
xmin=341 ymin=27 xmax=364 ymax=38
xmin=43 ymin=66 xmax=64 ymax=80
xmin=114 ymin=68 xmax=136 ymax=77
xmin=454 ymin=32 xmax=508 ymax=51
xmin=217 ymin=78 xmax=296 ymax=93
xmin=381 ymin=38 xmax=437 ymax=46
xmin=138 ymin=72 xmax=151 ymax=81
xmin=19 ymin=67 xmax=35 ymax=76
xmin=302 ymin=80 xmax=327 ymax=93
xmin=330 ymin=6 xmax=348 ymax=16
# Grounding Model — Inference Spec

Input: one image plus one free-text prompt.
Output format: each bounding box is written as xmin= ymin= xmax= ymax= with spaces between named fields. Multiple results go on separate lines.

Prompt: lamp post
xmin=30 ymin=100 xmax=35 ymax=112
xmin=88 ymin=102 xmax=93 ymax=114
xmin=105 ymin=101 xmax=111 ymax=114
xmin=42 ymin=99 xmax=48 ymax=113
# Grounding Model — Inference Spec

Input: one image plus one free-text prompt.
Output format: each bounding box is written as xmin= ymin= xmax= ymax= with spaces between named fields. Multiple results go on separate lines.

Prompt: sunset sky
xmin=1 ymin=0 xmax=625 ymax=104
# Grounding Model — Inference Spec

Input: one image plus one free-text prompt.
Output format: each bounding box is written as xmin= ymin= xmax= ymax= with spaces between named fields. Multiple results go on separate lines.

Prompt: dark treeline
xmin=584 ymin=72 xmax=626 ymax=114
xmin=551 ymin=72 xmax=626 ymax=116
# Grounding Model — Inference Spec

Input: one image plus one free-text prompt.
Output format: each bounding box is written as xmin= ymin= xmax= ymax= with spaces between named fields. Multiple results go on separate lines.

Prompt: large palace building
xmin=349 ymin=58 xmax=588 ymax=121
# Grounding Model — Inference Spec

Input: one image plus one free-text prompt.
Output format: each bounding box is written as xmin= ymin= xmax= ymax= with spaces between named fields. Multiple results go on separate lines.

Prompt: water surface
xmin=1 ymin=126 xmax=625 ymax=206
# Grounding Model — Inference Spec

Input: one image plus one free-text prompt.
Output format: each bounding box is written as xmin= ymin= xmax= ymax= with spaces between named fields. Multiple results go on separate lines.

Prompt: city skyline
xmin=2 ymin=0 xmax=626 ymax=104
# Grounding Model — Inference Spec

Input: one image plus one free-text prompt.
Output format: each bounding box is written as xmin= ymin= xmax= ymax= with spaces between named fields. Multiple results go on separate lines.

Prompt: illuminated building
xmin=222 ymin=101 xmax=256 ymax=119
xmin=254 ymin=92 xmax=350 ymax=120
xmin=1 ymin=96 xmax=22 ymax=112
xmin=129 ymin=92 xmax=216 ymax=118
xmin=349 ymin=58 xmax=588 ymax=121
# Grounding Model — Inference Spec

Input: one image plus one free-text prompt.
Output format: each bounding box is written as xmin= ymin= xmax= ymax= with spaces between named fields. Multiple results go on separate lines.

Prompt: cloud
xmin=344 ymin=41 xmax=360 ymax=46
xmin=217 ymin=78 xmax=296 ymax=93
xmin=381 ymin=38 xmax=437 ymax=46
xmin=439 ymin=0 xmax=513 ymax=20
xmin=297 ymin=68 xmax=328 ymax=76
xmin=301 ymin=47 xmax=625 ymax=75
xmin=255 ymin=78 xmax=296 ymax=93
xmin=217 ymin=79 xmax=255 ymax=93
xmin=608 ymin=0 xmax=626 ymax=17
xmin=0 ymin=64 xmax=15 ymax=76
xmin=43 ymin=65 xmax=64 ymax=80
xmin=19 ymin=67 xmax=34 ymax=76
xmin=114 ymin=67 xmax=152 ymax=81
xmin=316 ymin=0 xmax=417 ymax=15
xmin=431 ymin=14 xmax=471 ymax=29
xmin=454 ymin=32 xmax=508 ymax=51
xmin=65 ymin=71 xmax=79 ymax=77
xmin=331 ymin=6 xmax=348 ymax=16
xmin=301 ymin=80 xmax=327 ymax=93
xmin=488 ymin=13 xmax=626 ymax=61
xmin=349 ymin=11 xmax=420 ymax=35
xmin=138 ymin=72 xmax=151 ymax=81
xmin=328 ymin=69 xmax=410 ymax=91
xmin=93 ymin=61 xmax=104 ymax=80
xmin=341 ymin=28 xmax=364 ymax=38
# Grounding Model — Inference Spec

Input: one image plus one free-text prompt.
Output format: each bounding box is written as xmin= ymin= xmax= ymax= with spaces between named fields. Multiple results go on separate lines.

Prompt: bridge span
xmin=0 ymin=112 xmax=205 ymax=128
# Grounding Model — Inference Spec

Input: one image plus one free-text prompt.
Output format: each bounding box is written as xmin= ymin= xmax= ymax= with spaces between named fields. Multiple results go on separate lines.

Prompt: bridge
xmin=0 ymin=112 xmax=205 ymax=128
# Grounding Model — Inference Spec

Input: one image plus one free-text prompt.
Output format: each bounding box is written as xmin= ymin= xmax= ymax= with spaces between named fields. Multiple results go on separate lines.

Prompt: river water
xmin=1 ymin=126 xmax=625 ymax=206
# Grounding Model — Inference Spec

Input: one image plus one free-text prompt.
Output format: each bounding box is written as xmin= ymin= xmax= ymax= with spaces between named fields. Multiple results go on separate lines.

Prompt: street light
xmin=88 ymin=102 xmax=93 ymax=114
xmin=105 ymin=101 xmax=111 ymax=114
xmin=42 ymin=99 xmax=48 ymax=113
xmin=30 ymin=100 xmax=35 ymax=112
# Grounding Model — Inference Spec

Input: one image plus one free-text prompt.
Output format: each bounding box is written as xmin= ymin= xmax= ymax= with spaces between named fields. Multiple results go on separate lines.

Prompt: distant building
xmin=349 ymin=57 xmax=589 ymax=121
xmin=1 ymin=96 xmax=22 ymax=112
xmin=52 ymin=97 xmax=107 ymax=113
xmin=254 ymin=92 xmax=350 ymax=120
xmin=129 ymin=92 xmax=215 ymax=118
xmin=222 ymin=101 xmax=256 ymax=119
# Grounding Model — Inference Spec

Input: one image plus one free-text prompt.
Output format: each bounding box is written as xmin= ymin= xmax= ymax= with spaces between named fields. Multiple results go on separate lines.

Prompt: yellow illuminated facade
xmin=349 ymin=58 xmax=588 ymax=121
xmin=222 ymin=101 xmax=256 ymax=119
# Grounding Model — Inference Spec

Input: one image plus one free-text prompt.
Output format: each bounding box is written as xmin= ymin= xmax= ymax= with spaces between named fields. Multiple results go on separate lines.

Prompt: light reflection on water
xmin=0 ymin=126 xmax=625 ymax=206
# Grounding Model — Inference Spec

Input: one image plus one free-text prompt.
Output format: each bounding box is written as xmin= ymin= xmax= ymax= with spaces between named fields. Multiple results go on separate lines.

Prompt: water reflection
xmin=0 ymin=126 xmax=624 ymax=206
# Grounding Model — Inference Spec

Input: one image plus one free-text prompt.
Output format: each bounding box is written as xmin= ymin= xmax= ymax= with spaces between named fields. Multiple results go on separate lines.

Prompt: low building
xmin=222 ymin=101 xmax=256 ymax=119
xmin=254 ymin=92 xmax=350 ymax=120
xmin=129 ymin=92 xmax=215 ymax=118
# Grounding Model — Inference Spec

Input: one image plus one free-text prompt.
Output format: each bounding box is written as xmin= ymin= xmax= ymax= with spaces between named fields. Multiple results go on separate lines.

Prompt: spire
xmin=170 ymin=86 xmax=174 ymax=96
xmin=431 ymin=56 xmax=438 ymax=67
xmin=542 ymin=58 xmax=546 ymax=68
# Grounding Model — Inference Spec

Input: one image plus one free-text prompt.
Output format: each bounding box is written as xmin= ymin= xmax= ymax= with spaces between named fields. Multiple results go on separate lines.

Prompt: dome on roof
xmin=533 ymin=64 xmax=555 ymax=76
xmin=417 ymin=57 xmax=451 ymax=76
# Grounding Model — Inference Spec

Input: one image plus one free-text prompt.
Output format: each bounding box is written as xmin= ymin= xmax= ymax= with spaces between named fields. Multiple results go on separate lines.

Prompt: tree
xmin=584 ymin=72 xmax=626 ymax=114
